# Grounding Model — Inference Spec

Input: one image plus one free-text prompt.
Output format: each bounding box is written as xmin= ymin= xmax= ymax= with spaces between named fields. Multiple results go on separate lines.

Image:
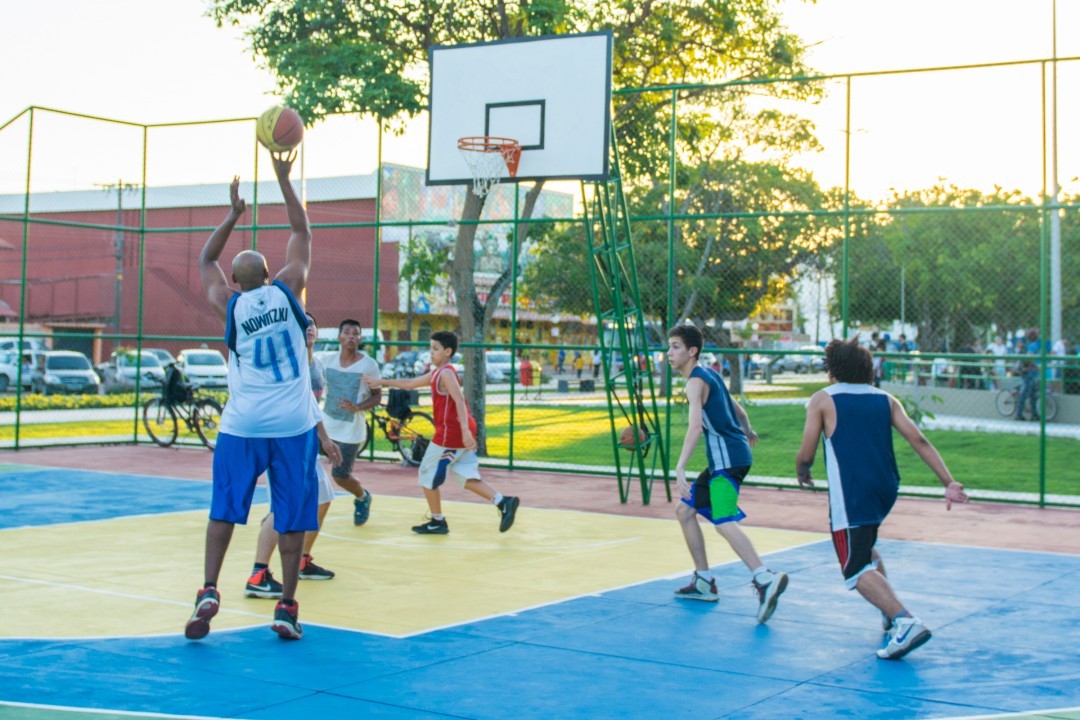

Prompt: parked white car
xmin=415 ymin=350 xmax=465 ymax=377
xmin=176 ymin=349 xmax=228 ymax=388
xmin=0 ymin=351 xmax=35 ymax=392
xmin=484 ymin=350 xmax=519 ymax=383
xmin=98 ymin=350 xmax=166 ymax=391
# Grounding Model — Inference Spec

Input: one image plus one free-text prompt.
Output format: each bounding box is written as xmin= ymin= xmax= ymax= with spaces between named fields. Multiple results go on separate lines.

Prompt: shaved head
xmin=232 ymin=250 xmax=269 ymax=291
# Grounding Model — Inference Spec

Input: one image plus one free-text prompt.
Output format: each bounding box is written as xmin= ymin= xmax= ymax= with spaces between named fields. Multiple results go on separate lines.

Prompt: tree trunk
xmin=451 ymin=188 xmax=490 ymax=453
xmin=450 ymin=182 xmax=545 ymax=456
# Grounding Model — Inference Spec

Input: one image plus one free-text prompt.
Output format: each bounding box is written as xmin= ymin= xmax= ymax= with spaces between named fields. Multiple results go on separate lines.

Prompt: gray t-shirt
xmin=310 ymin=356 xmax=326 ymax=398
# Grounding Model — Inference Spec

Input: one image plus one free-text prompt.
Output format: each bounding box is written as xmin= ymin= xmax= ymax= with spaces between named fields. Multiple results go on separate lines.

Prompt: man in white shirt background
xmin=321 ymin=319 xmax=383 ymax=526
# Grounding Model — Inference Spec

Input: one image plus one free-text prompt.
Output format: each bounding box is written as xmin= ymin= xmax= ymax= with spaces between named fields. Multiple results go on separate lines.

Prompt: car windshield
xmin=487 ymin=352 xmax=511 ymax=364
xmin=120 ymin=353 xmax=161 ymax=368
xmin=185 ymin=353 xmax=224 ymax=366
xmin=47 ymin=355 xmax=90 ymax=370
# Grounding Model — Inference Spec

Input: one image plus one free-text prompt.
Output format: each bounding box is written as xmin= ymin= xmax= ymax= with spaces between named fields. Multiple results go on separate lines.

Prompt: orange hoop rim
xmin=458 ymin=136 xmax=521 ymax=179
xmin=457 ymin=136 xmax=520 ymax=153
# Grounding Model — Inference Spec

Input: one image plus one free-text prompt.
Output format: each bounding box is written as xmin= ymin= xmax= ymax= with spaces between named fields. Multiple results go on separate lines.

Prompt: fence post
xmin=14 ymin=108 xmax=34 ymax=450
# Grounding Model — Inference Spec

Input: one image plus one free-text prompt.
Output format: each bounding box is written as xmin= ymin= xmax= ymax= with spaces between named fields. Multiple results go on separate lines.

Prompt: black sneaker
xmin=497 ymin=496 xmax=520 ymax=533
xmin=184 ymin=586 xmax=220 ymax=640
xmin=412 ymin=516 xmax=449 ymax=534
xmin=299 ymin=555 xmax=335 ymax=580
xmin=271 ymin=600 xmax=303 ymax=640
xmin=244 ymin=567 xmax=283 ymax=598
xmin=354 ymin=490 xmax=373 ymax=525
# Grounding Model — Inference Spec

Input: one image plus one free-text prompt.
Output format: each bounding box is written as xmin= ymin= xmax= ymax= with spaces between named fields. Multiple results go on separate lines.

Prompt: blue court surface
xmin=2 ymin=462 xmax=1079 ymax=720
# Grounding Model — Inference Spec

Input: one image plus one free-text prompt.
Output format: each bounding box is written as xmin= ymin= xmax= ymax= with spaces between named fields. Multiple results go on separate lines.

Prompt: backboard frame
xmin=426 ymin=31 xmax=613 ymax=187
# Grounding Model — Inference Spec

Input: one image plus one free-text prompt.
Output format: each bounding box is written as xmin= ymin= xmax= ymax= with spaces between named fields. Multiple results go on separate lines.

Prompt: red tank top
xmin=431 ymin=364 xmax=477 ymax=448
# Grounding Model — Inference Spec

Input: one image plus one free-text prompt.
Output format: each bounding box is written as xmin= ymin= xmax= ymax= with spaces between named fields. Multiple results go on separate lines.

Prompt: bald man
xmin=185 ymin=151 xmax=342 ymax=642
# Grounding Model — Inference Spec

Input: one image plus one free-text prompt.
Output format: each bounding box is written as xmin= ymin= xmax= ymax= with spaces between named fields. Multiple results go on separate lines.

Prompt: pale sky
xmin=0 ymin=0 xmax=1076 ymax=198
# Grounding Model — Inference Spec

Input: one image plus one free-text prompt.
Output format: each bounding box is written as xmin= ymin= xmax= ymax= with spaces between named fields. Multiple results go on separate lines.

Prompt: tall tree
xmin=210 ymin=0 xmax=819 ymax=450
xmin=838 ymin=185 xmax=1080 ymax=350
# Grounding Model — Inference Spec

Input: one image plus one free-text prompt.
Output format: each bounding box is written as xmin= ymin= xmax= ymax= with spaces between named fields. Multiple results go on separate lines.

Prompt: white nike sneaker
xmin=877 ymin=616 xmax=932 ymax=660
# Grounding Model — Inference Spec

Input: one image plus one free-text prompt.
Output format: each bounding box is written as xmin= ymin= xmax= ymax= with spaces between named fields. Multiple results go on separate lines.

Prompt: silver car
xmin=31 ymin=351 xmax=100 ymax=395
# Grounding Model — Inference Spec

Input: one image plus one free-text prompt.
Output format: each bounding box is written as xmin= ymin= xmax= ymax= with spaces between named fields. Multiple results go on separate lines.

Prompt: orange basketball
xmin=256 ymin=105 xmax=304 ymax=152
xmin=618 ymin=425 xmax=647 ymax=449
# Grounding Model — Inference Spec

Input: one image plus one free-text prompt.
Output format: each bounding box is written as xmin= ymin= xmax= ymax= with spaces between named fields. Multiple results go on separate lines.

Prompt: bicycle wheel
xmin=143 ymin=398 xmax=178 ymax=447
xmin=193 ymin=398 xmax=224 ymax=450
xmin=356 ymin=416 xmax=375 ymax=456
xmin=395 ymin=411 xmax=435 ymax=466
xmin=1042 ymin=394 xmax=1058 ymax=421
xmin=994 ymin=389 xmax=1016 ymax=418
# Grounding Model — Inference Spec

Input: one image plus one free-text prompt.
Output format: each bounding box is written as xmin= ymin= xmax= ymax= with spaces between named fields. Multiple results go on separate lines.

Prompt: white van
xmin=313 ymin=327 xmax=386 ymax=365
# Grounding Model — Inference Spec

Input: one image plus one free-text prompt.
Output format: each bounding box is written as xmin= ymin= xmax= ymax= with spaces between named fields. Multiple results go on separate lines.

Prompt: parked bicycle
xmin=143 ymin=368 xmax=223 ymax=449
xmin=357 ymin=404 xmax=435 ymax=466
xmin=994 ymin=383 xmax=1058 ymax=421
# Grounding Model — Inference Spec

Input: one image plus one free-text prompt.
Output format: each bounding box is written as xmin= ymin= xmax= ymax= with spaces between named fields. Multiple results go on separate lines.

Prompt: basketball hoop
xmin=458 ymin=136 xmax=521 ymax=197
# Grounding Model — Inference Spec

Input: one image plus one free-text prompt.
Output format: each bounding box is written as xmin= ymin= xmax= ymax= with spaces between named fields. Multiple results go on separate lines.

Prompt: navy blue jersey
xmin=821 ymin=383 xmax=900 ymax=529
xmin=691 ymin=366 xmax=752 ymax=472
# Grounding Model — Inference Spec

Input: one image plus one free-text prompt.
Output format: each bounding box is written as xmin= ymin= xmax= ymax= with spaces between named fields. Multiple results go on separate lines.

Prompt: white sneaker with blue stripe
xmin=877 ymin=616 xmax=932 ymax=659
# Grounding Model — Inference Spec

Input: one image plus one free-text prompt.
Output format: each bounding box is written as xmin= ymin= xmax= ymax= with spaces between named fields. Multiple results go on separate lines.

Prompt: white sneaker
xmin=877 ymin=616 xmax=932 ymax=660
xmin=752 ymin=570 xmax=789 ymax=624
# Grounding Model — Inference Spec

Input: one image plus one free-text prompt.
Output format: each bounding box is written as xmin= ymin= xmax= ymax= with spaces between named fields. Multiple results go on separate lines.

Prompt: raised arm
xmin=199 ymin=176 xmax=244 ymax=321
xmin=889 ymin=396 xmax=968 ymax=509
xmin=270 ymin=151 xmax=312 ymax=297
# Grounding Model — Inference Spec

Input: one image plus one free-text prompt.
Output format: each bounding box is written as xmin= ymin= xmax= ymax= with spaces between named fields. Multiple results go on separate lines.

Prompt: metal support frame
xmin=582 ymin=130 xmax=669 ymax=504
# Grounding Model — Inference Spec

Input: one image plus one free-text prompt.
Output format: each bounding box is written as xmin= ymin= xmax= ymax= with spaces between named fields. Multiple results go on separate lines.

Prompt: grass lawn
xmin=489 ymin=404 xmax=1079 ymax=497
xmin=3 ymin=403 xmax=1078 ymax=498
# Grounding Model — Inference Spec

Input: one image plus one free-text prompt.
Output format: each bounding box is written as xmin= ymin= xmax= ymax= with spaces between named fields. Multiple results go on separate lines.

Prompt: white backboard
xmin=427 ymin=32 xmax=612 ymax=186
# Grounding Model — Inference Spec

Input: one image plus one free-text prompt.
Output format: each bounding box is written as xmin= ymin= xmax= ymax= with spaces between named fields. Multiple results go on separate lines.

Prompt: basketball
xmin=618 ymin=425 xmax=647 ymax=449
xmin=256 ymin=105 xmax=304 ymax=152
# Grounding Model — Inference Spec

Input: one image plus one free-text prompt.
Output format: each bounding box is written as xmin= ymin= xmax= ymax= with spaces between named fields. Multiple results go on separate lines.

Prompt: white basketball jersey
xmin=220 ymin=280 xmax=318 ymax=438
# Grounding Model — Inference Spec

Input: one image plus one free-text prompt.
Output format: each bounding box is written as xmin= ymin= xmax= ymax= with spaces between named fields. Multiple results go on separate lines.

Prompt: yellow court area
xmin=1 ymin=495 xmax=823 ymax=638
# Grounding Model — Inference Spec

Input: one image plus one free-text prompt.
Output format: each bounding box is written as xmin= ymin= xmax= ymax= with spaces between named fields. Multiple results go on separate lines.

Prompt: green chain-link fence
xmin=1 ymin=57 xmax=1077 ymax=506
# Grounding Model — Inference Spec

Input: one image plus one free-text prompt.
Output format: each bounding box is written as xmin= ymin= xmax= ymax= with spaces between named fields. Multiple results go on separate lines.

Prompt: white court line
xmin=0 ymin=574 xmax=266 ymax=620
xmin=395 ymin=535 xmax=829 ymax=638
xmin=318 ymin=532 xmax=643 ymax=551
xmin=0 ymin=700 xmax=228 ymax=719
xmin=934 ymin=706 xmax=1080 ymax=720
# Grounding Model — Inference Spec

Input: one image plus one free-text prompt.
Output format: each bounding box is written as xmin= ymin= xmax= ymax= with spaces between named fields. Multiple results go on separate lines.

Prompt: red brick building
xmin=0 ymin=174 xmax=396 ymax=361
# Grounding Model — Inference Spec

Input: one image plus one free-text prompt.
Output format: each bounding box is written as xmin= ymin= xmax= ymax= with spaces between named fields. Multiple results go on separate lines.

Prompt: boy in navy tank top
xmin=668 ymin=324 xmax=789 ymax=623
xmin=367 ymin=331 xmax=519 ymax=534
xmin=795 ymin=337 xmax=968 ymax=660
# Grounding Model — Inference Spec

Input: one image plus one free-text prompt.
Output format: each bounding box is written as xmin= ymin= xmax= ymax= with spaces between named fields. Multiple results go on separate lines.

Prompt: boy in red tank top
xmin=367 ymin=331 xmax=519 ymax=534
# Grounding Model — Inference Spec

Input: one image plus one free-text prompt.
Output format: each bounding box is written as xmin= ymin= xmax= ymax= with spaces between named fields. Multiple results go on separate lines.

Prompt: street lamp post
xmin=96 ymin=180 xmax=139 ymax=338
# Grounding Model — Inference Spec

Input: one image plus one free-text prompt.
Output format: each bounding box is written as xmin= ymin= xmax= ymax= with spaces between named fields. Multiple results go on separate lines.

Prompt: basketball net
xmin=457 ymin=136 xmax=521 ymax=197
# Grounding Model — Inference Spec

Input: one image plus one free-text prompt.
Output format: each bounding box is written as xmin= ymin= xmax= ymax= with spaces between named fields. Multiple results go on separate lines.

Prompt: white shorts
xmin=418 ymin=443 xmax=481 ymax=490
xmin=316 ymin=459 xmax=335 ymax=505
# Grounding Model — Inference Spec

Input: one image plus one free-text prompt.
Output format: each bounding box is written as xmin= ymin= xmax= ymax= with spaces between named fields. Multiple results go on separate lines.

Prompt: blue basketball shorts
xmin=211 ymin=427 xmax=319 ymax=534
xmin=681 ymin=466 xmax=750 ymax=525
